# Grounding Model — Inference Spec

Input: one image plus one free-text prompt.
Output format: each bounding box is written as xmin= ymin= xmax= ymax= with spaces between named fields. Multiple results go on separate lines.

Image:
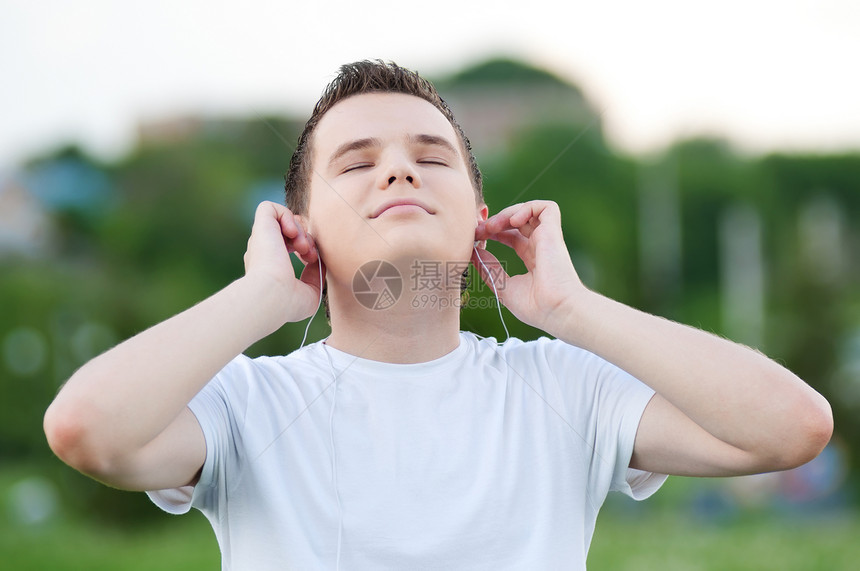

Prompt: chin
xmin=385 ymin=247 xmax=464 ymax=270
xmin=366 ymin=225 xmax=469 ymax=261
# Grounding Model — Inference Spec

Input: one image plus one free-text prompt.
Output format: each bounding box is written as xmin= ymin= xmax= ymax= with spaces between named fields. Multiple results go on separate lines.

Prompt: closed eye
xmin=342 ymin=163 xmax=373 ymax=174
xmin=418 ymin=159 xmax=448 ymax=167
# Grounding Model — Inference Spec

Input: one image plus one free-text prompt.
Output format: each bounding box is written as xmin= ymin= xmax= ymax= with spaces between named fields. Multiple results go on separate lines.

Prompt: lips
xmin=370 ymin=199 xmax=434 ymax=218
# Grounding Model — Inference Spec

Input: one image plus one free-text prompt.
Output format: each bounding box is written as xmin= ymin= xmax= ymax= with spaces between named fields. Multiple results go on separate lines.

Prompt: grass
xmin=2 ymin=510 xmax=858 ymax=570
xmin=0 ymin=462 xmax=220 ymax=570
xmin=589 ymin=512 xmax=860 ymax=570
xmin=0 ymin=512 xmax=219 ymax=571
xmin=3 ymin=465 xmax=858 ymax=569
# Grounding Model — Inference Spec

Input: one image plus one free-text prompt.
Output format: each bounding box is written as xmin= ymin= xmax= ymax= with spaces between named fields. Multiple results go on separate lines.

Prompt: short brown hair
xmin=284 ymin=59 xmax=483 ymax=214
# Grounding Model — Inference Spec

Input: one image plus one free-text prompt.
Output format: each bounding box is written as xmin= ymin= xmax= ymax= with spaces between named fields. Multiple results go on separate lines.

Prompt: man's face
xmin=303 ymin=92 xmax=487 ymax=289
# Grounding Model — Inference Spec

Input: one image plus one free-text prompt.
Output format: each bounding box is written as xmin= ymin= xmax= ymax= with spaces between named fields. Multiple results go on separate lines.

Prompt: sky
xmin=2 ymin=0 xmax=860 ymax=172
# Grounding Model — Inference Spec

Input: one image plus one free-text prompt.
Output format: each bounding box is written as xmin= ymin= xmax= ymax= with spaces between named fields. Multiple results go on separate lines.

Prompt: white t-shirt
xmin=148 ymin=331 xmax=666 ymax=570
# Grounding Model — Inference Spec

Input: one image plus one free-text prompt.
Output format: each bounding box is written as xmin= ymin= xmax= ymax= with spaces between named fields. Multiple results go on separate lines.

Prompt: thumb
xmin=471 ymin=247 xmax=509 ymax=301
xmin=299 ymin=256 xmax=325 ymax=297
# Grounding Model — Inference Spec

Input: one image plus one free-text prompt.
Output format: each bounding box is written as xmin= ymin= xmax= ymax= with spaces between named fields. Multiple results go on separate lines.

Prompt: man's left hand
xmin=472 ymin=200 xmax=584 ymax=334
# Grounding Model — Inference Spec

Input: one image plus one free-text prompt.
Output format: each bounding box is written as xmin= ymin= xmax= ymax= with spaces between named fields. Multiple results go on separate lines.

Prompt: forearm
xmin=45 ymin=276 xmax=285 ymax=463
xmin=547 ymin=289 xmax=832 ymax=466
xmin=475 ymin=199 xmax=831 ymax=474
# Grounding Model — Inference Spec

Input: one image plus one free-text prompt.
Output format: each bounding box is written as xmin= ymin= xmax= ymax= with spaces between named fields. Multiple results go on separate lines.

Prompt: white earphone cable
xmin=474 ymin=245 xmax=510 ymax=341
xmin=299 ymin=258 xmax=324 ymax=349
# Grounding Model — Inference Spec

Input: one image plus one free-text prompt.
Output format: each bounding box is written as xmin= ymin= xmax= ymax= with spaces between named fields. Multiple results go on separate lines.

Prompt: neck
xmin=323 ymin=285 xmax=464 ymax=364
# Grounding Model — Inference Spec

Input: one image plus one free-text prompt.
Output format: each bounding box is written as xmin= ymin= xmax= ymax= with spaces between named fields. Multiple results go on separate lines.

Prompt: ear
xmin=475 ymin=203 xmax=489 ymax=250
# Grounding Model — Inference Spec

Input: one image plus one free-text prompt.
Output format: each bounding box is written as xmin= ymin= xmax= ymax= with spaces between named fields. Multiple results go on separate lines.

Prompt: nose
xmin=378 ymin=153 xmax=421 ymax=190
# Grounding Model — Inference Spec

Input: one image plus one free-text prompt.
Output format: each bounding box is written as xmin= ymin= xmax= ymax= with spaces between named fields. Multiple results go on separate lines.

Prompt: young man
xmin=44 ymin=61 xmax=833 ymax=569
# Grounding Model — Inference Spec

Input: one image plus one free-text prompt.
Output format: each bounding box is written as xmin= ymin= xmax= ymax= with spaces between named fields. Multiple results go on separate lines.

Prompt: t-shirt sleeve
xmin=542 ymin=338 xmax=667 ymax=504
xmin=145 ymin=356 xmax=250 ymax=515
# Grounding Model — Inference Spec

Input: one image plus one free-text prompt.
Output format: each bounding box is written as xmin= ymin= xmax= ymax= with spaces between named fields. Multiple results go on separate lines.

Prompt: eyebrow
xmin=327 ymin=133 xmax=461 ymax=168
xmin=406 ymin=133 xmax=460 ymax=158
xmin=328 ymin=137 xmax=382 ymax=167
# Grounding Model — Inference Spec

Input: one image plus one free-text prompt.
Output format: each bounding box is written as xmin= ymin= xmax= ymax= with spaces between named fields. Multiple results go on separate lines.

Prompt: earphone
xmin=472 ymin=243 xmax=510 ymax=341
xmin=298 ymin=256 xmax=324 ymax=350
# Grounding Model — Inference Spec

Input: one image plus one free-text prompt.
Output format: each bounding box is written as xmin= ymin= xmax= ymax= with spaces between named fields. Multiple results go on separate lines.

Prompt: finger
xmin=279 ymin=210 xmax=300 ymax=241
xmin=482 ymin=209 xmax=516 ymax=235
xmin=250 ymin=202 xmax=293 ymax=256
xmin=507 ymin=203 xmax=551 ymax=238
xmin=258 ymin=200 xmax=293 ymax=224
xmin=299 ymin=256 xmax=326 ymax=294
xmin=490 ymin=201 xmax=557 ymax=226
xmin=482 ymin=201 xmax=561 ymax=241
xmin=254 ymin=202 xmax=300 ymax=251
xmin=295 ymin=232 xmax=320 ymax=265
xmin=483 ymin=228 xmax=530 ymax=252
xmin=482 ymin=204 xmax=536 ymax=238
xmin=274 ymin=210 xmax=313 ymax=260
xmin=474 ymin=220 xmax=489 ymax=241
xmin=254 ymin=202 xmax=317 ymax=265
xmin=486 ymin=202 xmax=528 ymax=224
xmin=509 ymin=203 xmax=541 ymax=227
xmin=291 ymin=214 xmax=311 ymax=252
xmin=514 ymin=200 xmax=562 ymax=232
xmin=476 ymin=218 xmax=514 ymax=240
xmin=253 ymin=201 xmax=282 ymax=235
xmin=476 ymin=218 xmax=529 ymax=248
xmin=471 ymin=247 xmax=509 ymax=294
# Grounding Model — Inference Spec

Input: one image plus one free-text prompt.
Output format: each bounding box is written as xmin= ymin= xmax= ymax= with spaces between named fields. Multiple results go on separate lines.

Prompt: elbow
xmin=771 ymin=391 xmax=834 ymax=471
xmin=44 ymin=400 xmax=116 ymax=479
xmin=797 ymin=392 xmax=834 ymax=465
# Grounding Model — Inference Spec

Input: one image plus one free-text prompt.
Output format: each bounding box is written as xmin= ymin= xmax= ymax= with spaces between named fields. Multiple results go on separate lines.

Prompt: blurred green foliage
xmin=1 ymin=58 xmax=857 ymax=528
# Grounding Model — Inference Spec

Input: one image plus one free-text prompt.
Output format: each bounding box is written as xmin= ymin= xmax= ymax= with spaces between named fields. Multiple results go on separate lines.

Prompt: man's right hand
xmin=243 ymin=201 xmax=326 ymax=327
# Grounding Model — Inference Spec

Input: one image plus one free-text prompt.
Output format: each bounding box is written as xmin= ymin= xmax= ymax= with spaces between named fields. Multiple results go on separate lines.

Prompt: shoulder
xmin=459 ymin=331 xmax=646 ymax=401
xmin=191 ymin=342 xmax=334 ymax=431
xmin=221 ymin=342 xmax=326 ymax=377
xmin=202 ymin=343 xmax=331 ymax=403
xmin=459 ymin=331 xmax=596 ymax=368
